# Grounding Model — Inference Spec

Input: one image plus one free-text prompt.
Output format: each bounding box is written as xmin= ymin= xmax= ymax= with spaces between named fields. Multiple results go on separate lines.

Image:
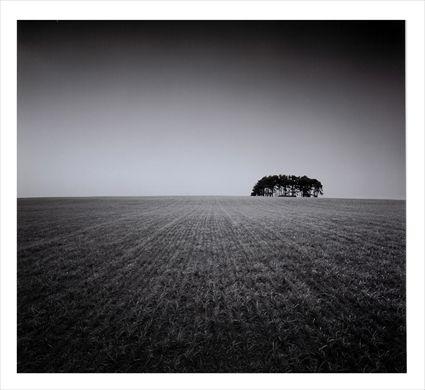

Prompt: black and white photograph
xmin=15 ymin=19 xmax=409 ymax=374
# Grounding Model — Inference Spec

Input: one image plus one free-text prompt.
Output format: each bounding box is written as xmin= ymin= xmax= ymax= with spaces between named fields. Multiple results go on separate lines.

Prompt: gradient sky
xmin=18 ymin=21 xmax=405 ymax=198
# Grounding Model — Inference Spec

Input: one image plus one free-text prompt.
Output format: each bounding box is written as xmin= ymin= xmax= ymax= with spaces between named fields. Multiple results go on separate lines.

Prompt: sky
xmin=18 ymin=21 xmax=405 ymax=199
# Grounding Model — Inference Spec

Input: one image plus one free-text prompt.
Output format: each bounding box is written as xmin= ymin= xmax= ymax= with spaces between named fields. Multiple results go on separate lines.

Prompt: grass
xmin=17 ymin=196 xmax=406 ymax=372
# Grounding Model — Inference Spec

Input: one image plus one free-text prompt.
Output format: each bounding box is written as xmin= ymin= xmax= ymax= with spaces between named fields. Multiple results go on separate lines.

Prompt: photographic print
xmin=17 ymin=20 xmax=406 ymax=373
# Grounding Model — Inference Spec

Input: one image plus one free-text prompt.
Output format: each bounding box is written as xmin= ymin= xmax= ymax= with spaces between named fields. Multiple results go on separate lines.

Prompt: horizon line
xmin=17 ymin=195 xmax=406 ymax=201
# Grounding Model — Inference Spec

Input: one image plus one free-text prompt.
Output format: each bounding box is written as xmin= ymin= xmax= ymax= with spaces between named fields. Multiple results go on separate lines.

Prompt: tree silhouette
xmin=251 ymin=174 xmax=323 ymax=197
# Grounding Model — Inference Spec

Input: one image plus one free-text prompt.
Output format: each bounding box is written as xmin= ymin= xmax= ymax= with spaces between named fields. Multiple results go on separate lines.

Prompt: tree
xmin=311 ymin=179 xmax=323 ymax=197
xmin=250 ymin=174 xmax=323 ymax=197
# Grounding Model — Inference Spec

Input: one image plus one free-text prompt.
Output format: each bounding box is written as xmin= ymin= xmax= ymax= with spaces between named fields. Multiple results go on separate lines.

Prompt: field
xmin=17 ymin=196 xmax=406 ymax=373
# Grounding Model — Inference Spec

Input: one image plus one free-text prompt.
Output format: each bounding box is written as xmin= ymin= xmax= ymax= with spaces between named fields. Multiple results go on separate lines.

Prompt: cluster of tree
xmin=250 ymin=175 xmax=323 ymax=197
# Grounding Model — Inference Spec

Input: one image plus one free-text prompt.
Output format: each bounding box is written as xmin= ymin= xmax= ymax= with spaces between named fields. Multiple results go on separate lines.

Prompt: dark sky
xmin=18 ymin=21 xmax=405 ymax=198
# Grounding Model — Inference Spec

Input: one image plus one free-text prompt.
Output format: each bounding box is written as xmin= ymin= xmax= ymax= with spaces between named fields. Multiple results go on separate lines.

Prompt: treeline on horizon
xmin=251 ymin=174 xmax=324 ymax=197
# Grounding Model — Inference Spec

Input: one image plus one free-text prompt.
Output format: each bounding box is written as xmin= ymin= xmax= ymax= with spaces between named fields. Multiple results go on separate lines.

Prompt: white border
xmin=1 ymin=1 xmax=424 ymax=389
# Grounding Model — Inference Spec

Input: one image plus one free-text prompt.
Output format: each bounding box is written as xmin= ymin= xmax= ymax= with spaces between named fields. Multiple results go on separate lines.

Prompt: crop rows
xmin=17 ymin=197 xmax=405 ymax=372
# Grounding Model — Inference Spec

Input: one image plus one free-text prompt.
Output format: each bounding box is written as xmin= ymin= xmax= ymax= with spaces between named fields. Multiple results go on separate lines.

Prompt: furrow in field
xmin=205 ymin=199 xmax=332 ymax=370
xmin=86 ymin=202 xmax=216 ymax=371
xmin=18 ymin=201 xmax=192 ymax=271
xmin=239 ymin=198 xmax=405 ymax=253
xmin=216 ymin=199 xmax=404 ymax=371
xmin=17 ymin=202 xmax=200 ymax=317
xmin=227 ymin=198 xmax=405 ymax=274
xmin=219 ymin=201 xmax=359 ymax=319
xmin=18 ymin=198 xmax=183 ymax=251
xmin=223 ymin=200 xmax=404 ymax=324
xmin=18 ymin=203 xmax=205 ymax=371
xmin=216 ymin=199 xmax=328 ymax=310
